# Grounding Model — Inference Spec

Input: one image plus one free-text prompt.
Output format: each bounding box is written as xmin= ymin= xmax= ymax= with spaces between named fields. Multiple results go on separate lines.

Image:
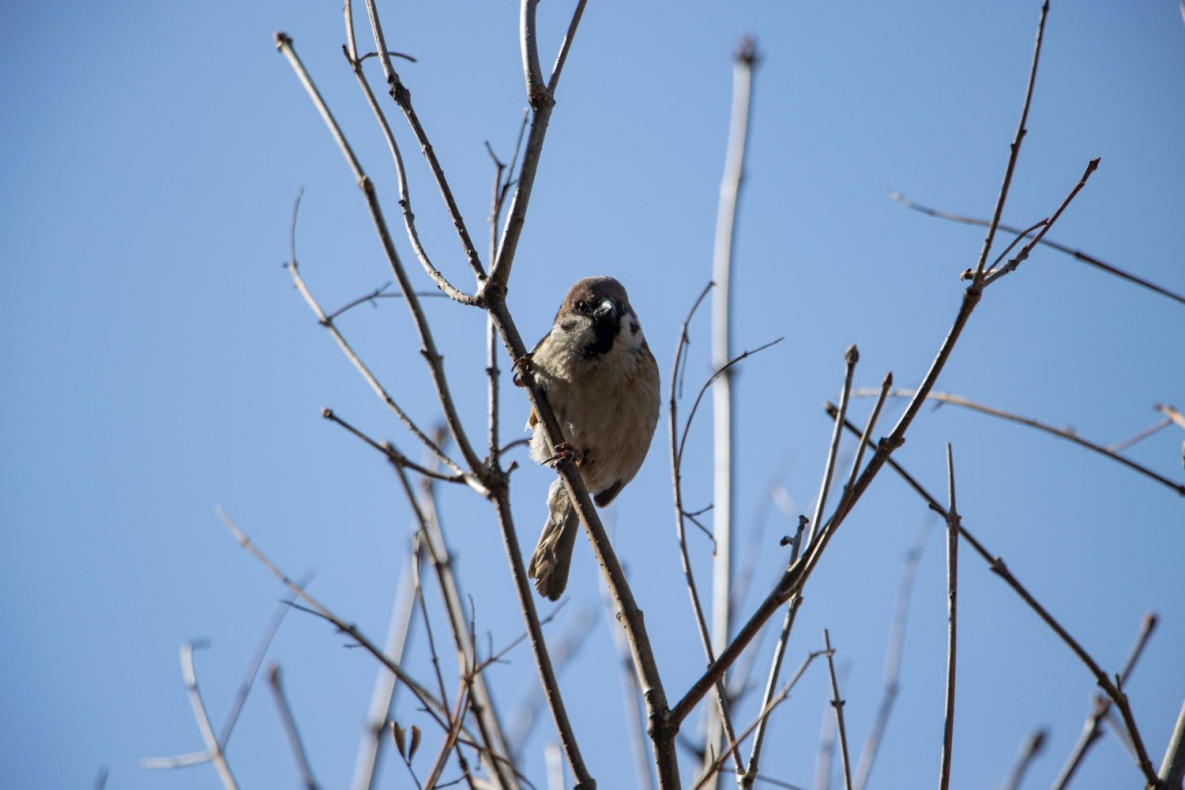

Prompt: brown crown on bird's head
xmin=556 ymin=276 xmax=633 ymax=323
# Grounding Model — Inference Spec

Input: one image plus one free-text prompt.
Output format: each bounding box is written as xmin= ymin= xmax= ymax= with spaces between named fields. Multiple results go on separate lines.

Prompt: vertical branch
xmin=823 ymin=630 xmax=853 ymax=790
xmin=938 ymin=445 xmax=960 ymax=790
xmin=488 ymin=0 xmax=588 ymax=289
xmin=707 ymin=37 xmax=760 ymax=780
xmin=351 ymin=543 xmax=418 ymax=790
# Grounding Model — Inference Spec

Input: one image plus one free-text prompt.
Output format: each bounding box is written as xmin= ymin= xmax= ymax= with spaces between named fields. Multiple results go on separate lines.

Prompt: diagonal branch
xmin=269 ymin=664 xmax=321 ymax=790
xmin=851 ymin=388 xmax=1185 ymax=496
xmin=970 ymin=0 xmax=1049 ymax=282
xmin=1052 ymin=612 xmax=1158 ymax=790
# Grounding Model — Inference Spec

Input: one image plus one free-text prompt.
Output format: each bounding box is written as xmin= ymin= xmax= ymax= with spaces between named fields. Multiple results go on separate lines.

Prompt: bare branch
xmin=693 ymin=650 xmax=828 ymax=790
xmin=284 ymin=189 xmax=466 ymax=480
xmin=1108 ymin=417 xmax=1173 ymax=454
xmin=269 ymin=664 xmax=321 ymax=790
xmin=1001 ymin=728 xmax=1047 ymax=790
xmin=487 ymin=0 xmax=589 ymax=291
xmin=825 ymin=407 xmax=1163 ymax=786
xmin=823 ymin=630 xmax=853 ymax=790
xmin=980 ymin=158 xmax=1101 ymax=287
xmin=1159 ymin=698 xmax=1185 ymax=789
xmin=806 ymin=344 xmax=859 ymax=548
xmin=1053 ymin=612 xmax=1158 ymax=790
xmin=547 ymin=0 xmax=590 ymax=96
xmin=742 ymin=517 xmax=806 ymax=789
xmin=938 ymin=445 xmax=959 ymax=790
xmin=321 ymin=408 xmax=476 ymax=488
xmin=852 ymin=522 xmax=930 ymax=790
xmin=396 ymin=455 xmax=520 ymax=789
xmin=215 ymin=508 xmax=455 ymax=729
xmin=706 ymin=37 xmax=760 ymax=780
xmin=275 ymin=33 xmax=484 ymax=475
xmin=668 ymin=282 xmax=744 ymax=782
xmin=356 ymin=1 xmax=488 ymax=287
xmin=351 ymin=540 xmax=418 ymax=790
xmin=851 ymin=388 xmax=1185 ymax=497
xmin=182 ymin=642 xmax=239 ymax=790
xmin=671 ymin=153 xmax=1099 ymax=729
xmin=888 ymin=191 xmax=1185 ymax=308
xmin=970 ymin=0 xmax=1049 ymax=282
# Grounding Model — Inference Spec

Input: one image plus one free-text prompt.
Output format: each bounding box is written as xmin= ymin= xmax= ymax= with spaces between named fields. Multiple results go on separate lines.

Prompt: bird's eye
xmin=576 ymin=300 xmax=589 ymax=314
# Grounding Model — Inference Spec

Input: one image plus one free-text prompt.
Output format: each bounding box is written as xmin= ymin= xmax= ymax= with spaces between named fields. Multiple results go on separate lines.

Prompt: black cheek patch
xmin=560 ymin=318 xmax=579 ymax=332
xmin=630 ymin=321 xmax=640 ymax=335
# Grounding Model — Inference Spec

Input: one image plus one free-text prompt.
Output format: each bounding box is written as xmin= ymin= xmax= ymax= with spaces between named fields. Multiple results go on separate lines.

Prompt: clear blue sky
xmin=2 ymin=2 xmax=1182 ymax=789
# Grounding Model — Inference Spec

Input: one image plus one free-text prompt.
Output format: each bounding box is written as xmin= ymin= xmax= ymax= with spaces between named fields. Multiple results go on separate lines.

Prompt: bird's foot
xmin=545 ymin=442 xmax=583 ymax=468
xmin=512 ymin=352 xmax=534 ymax=387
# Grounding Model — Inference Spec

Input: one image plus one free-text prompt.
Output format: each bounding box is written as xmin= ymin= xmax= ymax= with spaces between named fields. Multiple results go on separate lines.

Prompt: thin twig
xmin=283 ymin=188 xmax=467 ymax=482
xmin=215 ymin=508 xmax=453 ymax=728
xmin=742 ymin=517 xmax=806 ymax=789
xmin=888 ymin=191 xmax=1185 ymax=308
xmin=269 ymin=664 xmax=321 ymax=790
xmin=1108 ymin=417 xmax=1173 ymax=454
xmin=668 ymin=282 xmax=744 ymax=782
xmin=692 ymin=650 xmax=828 ymax=790
xmin=1052 ymin=612 xmax=1158 ymax=790
xmin=970 ymin=0 xmax=1049 ymax=281
xmin=823 ymin=630 xmax=853 ymax=790
xmin=938 ymin=445 xmax=959 ymax=790
xmin=357 ymin=0 xmax=487 ymax=286
xmin=321 ymin=408 xmax=472 ymax=486
xmin=850 ymin=388 xmax=1185 ymax=496
xmin=276 ymin=33 xmax=484 ymax=476
xmin=806 ymin=345 xmax=859 ymax=548
xmin=825 ymin=406 xmax=1163 ymax=786
xmin=1001 ymin=729 xmax=1048 ymax=790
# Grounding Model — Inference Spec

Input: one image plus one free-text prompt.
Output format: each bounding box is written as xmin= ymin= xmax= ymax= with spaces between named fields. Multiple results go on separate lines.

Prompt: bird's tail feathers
xmin=527 ymin=479 xmax=580 ymax=601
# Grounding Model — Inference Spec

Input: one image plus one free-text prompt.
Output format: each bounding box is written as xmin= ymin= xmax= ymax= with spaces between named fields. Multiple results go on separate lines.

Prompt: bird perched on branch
xmin=518 ymin=276 xmax=661 ymax=600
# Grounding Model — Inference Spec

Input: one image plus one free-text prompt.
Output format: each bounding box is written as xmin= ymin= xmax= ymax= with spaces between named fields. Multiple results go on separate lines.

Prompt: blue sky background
xmin=2 ymin=2 xmax=1183 ymax=789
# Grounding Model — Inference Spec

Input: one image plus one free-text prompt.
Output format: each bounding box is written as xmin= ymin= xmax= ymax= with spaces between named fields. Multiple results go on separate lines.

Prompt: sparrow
xmin=521 ymin=276 xmax=661 ymax=600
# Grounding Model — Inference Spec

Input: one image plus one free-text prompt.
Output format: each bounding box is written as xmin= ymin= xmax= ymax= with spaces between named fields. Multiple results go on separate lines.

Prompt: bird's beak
xmin=594 ymin=299 xmax=621 ymax=321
